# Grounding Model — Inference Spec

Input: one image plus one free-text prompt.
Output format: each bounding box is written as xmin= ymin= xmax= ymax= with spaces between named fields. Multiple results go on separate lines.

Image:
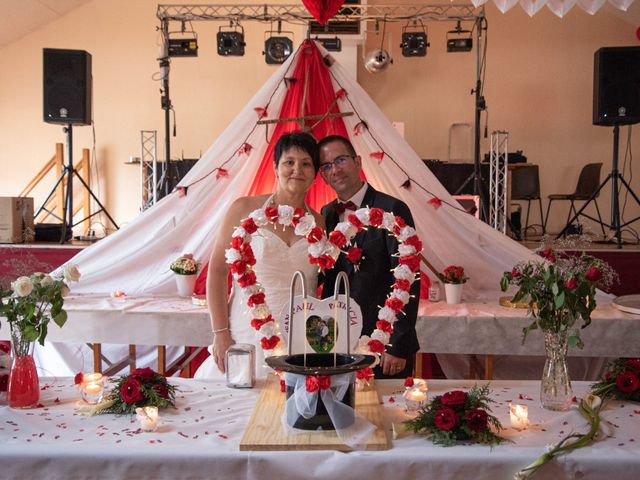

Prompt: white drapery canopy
xmin=472 ymin=0 xmax=634 ymax=17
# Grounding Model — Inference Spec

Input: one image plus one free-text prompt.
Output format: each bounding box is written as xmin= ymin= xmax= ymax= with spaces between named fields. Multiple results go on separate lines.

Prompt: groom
xmin=318 ymin=135 xmax=420 ymax=379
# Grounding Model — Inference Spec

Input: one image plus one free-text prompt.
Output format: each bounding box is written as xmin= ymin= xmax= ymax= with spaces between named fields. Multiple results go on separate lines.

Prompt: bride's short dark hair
xmin=274 ymin=131 xmax=320 ymax=174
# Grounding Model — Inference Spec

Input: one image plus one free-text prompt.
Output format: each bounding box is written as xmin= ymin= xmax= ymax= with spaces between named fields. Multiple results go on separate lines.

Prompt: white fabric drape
xmin=471 ymin=0 xmax=633 ymax=14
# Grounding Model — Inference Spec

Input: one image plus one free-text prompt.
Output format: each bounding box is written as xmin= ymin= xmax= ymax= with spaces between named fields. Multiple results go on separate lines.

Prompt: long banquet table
xmin=1 ymin=378 xmax=638 ymax=480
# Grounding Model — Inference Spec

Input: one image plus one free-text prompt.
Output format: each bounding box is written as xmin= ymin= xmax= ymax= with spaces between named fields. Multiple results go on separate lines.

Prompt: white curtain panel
xmin=471 ymin=0 xmax=490 ymax=6
xmin=493 ymin=0 xmax=521 ymax=13
xmin=578 ymin=0 xmax=608 ymax=13
xmin=520 ymin=0 xmax=549 ymax=16
xmin=546 ymin=0 xmax=578 ymax=17
xmin=608 ymin=0 xmax=634 ymax=10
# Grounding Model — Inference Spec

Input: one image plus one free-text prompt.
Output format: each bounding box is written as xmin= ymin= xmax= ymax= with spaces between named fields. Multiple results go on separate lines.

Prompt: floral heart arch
xmin=225 ymin=204 xmax=422 ymax=363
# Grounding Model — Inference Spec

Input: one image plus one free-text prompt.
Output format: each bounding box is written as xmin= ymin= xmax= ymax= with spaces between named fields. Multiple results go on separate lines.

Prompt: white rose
xmin=61 ymin=284 xmax=70 ymax=297
xmin=242 ymin=284 xmax=261 ymax=296
xmin=356 ymin=335 xmax=372 ymax=351
xmin=370 ymin=329 xmax=390 ymax=345
xmin=398 ymin=244 xmax=416 ymax=256
xmin=11 ymin=276 xmax=34 ymax=297
xmin=232 ymin=226 xmax=247 ymax=240
xmin=398 ymin=226 xmax=416 ymax=242
xmin=294 ymin=214 xmax=315 ymax=236
xmin=354 ymin=208 xmax=370 ymax=225
xmin=382 ymin=212 xmax=396 ymax=231
xmin=249 ymin=208 xmax=268 ymax=227
xmin=40 ymin=275 xmax=55 ymax=287
xmin=259 ymin=320 xmax=279 ymax=337
xmin=224 ymin=248 xmax=243 ymax=263
xmin=378 ymin=306 xmax=397 ymax=323
xmin=392 ymin=290 xmax=411 ymax=304
xmin=272 ymin=341 xmax=288 ymax=356
xmin=252 ymin=304 xmax=270 ymax=318
xmin=308 ymin=238 xmax=328 ymax=258
xmin=64 ymin=264 xmax=81 ymax=282
xmin=335 ymin=221 xmax=358 ymax=240
xmin=277 ymin=205 xmax=294 ymax=226
xmin=393 ymin=264 xmax=415 ymax=281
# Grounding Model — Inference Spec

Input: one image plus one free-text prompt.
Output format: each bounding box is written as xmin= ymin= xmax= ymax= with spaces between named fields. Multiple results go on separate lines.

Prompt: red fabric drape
xmin=302 ymin=0 xmax=345 ymax=25
xmin=247 ymin=40 xmax=352 ymax=211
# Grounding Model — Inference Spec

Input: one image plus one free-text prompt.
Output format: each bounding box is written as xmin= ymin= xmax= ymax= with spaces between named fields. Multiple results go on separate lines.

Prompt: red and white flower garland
xmin=225 ymin=204 xmax=422 ymax=361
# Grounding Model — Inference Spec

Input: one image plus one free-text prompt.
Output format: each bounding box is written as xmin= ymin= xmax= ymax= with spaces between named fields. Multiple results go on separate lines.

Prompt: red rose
xmin=241 ymin=217 xmax=258 ymax=234
xmin=393 ymin=279 xmax=411 ymax=291
xmin=367 ymin=339 xmax=385 ymax=354
xmin=0 ymin=374 xmax=8 ymax=392
xmin=564 ymin=277 xmax=578 ymax=289
xmin=626 ymin=359 xmax=640 ymax=371
xmin=120 ymin=378 xmax=144 ymax=405
xmin=306 ymin=375 xmax=319 ymax=393
xmin=74 ymin=372 xmax=84 ymax=385
xmin=346 ymin=247 xmax=363 ymax=264
xmin=0 ymin=342 xmax=10 ymax=354
xmin=250 ymin=315 xmax=272 ymax=331
xmin=153 ymin=383 xmax=169 ymax=399
xmin=328 ymin=230 xmax=347 ymax=248
xmin=230 ymin=236 xmax=244 ymax=249
xmin=306 ymin=226 xmax=324 ymax=243
xmin=318 ymin=376 xmax=331 ymax=390
xmin=385 ymin=297 xmax=405 ymax=313
xmin=434 ymin=406 xmax=459 ymax=431
xmin=240 ymin=244 xmax=255 ymax=265
xmin=399 ymin=253 xmax=421 ymax=272
xmin=368 ymin=208 xmax=384 ymax=226
xmin=280 ymin=379 xmax=286 ymax=392
xmin=316 ymin=255 xmax=336 ymax=270
xmin=260 ymin=335 xmax=280 ymax=350
xmin=404 ymin=377 xmax=415 ymax=387
xmin=393 ymin=216 xmax=407 ymax=235
xmin=616 ymin=371 xmax=640 ymax=393
xmin=403 ymin=235 xmax=423 ymax=253
xmin=132 ymin=367 xmax=155 ymax=380
xmin=229 ymin=260 xmax=247 ymax=275
xmin=237 ymin=271 xmax=257 ymax=287
xmin=441 ymin=390 xmax=468 ymax=407
xmin=347 ymin=214 xmax=364 ymax=231
xmin=511 ymin=267 xmax=521 ymax=278
xmin=586 ymin=266 xmax=602 ymax=282
xmin=264 ymin=206 xmax=278 ymax=222
xmin=247 ymin=292 xmax=265 ymax=307
xmin=539 ymin=248 xmax=556 ymax=263
xmin=291 ymin=208 xmax=305 ymax=226
xmin=376 ymin=320 xmax=393 ymax=333
xmin=356 ymin=368 xmax=374 ymax=381
xmin=465 ymin=408 xmax=488 ymax=433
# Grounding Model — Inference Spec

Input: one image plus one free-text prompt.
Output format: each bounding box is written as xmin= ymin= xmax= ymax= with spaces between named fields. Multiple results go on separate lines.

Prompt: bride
xmin=195 ymin=131 xmax=324 ymax=379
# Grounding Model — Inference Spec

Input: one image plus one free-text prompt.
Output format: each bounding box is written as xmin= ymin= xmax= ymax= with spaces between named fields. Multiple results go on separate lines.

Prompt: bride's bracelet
xmin=212 ymin=326 xmax=230 ymax=334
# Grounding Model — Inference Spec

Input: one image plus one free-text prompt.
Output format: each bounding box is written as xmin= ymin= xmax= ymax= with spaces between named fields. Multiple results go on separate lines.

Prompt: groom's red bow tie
xmin=333 ymin=201 xmax=358 ymax=215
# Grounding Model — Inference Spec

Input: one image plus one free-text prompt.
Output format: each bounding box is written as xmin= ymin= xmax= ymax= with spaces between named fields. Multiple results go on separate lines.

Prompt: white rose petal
xmin=308 ymin=239 xmax=328 ymax=258
xmin=277 ymin=205 xmax=295 ymax=226
xmin=11 ymin=277 xmax=34 ymax=297
xmin=370 ymin=329 xmax=390 ymax=345
xmin=398 ymin=226 xmax=416 ymax=242
xmin=249 ymin=208 xmax=268 ymax=227
xmin=272 ymin=341 xmax=288 ymax=356
xmin=398 ymin=244 xmax=417 ymax=256
xmin=64 ymin=264 xmax=81 ymax=282
xmin=40 ymin=275 xmax=55 ymax=287
xmin=242 ymin=284 xmax=261 ymax=296
xmin=225 ymin=248 xmax=243 ymax=263
xmin=251 ymin=304 xmax=270 ymax=318
xmin=394 ymin=264 xmax=415 ymax=281
xmin=392 ymin=290 xmax=411 ymax=304
xmin=259 ymin=320 xmax=280 ymax=337
xmin=335 ymin=221 xmax=358 ymax=240
xmin=294 ymin=214 xmax=315 ymax=236
xmin=232 ymin=226 xmax=248 ymax=240
xmin=61 ymin=285 xmax=70 ymax=297
xmin=354 ymin=208 xmax=370 ymax=225
xmin=356 ymin=335 xmax=372 ymax=351
xmin=378 ymin=307 xmax=397 ymax=323
xmin=382 ymin=212 xmax=396 ymax=231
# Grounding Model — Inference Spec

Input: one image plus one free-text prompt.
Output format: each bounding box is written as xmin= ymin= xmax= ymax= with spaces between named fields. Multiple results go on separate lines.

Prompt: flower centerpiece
xmin=0 ymin=264 xmax=80 ymax=408
xmin=438 ymin=265 xmax=468 ymax=304
xmin=404 ymin=384 xmax=506 ymax=446
xmin=501 ymin=249 xmax=616 ymax=410
xmin=78 ymin=367 xmax=176 ymax=415
xmin=591 ymin=357 xmax=640 ymax=402
xmin=170 ymin=253 xmax=200 ymax=296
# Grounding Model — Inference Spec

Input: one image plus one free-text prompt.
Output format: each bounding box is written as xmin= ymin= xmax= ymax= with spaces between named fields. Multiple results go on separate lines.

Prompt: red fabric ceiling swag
xmin=302 ymin=0 xmax=345 ymax=25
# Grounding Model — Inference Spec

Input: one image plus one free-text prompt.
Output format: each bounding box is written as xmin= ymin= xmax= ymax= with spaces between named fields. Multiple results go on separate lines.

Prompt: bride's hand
xmin=213 ymin=330 xmax=235 ymax=373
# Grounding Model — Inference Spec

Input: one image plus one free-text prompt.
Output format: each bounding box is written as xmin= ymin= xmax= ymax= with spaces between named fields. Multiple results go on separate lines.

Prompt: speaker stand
xmin=556 ymin=125 xmax=640 ymax=248
xmin=35 ymin=125 xmax=119 ymax=243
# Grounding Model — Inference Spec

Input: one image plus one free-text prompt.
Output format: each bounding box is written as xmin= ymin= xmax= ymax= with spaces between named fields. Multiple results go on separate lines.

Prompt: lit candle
xmin=404 ymin=386 xmax=428 ymax=412
xmin=411 ymin=378 xmax=429 ymax=393
xmin=510 ymin=404 xmax=529 ymax=430
xmin=137 ymin=406 xmax=159 ymax=432
xmin=81 ymin=373 xmax=104 ymax=404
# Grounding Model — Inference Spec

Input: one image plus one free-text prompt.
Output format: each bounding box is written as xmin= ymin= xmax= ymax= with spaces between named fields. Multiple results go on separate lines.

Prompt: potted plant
xmin=170 ymin=253 xmax=200 ymax=297
xmin=501 ymin=249 xmax=616 ymax=410
xmin=438 ymin=265 xmax=468 ymax=304
xmin=0 ymin=265 xmax=80 ymax=408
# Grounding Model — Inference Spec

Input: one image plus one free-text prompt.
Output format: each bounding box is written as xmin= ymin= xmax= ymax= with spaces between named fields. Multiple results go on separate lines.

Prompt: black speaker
xmin=593 ymin=46 xmax=640 ymax=126
xmin=43 ymin=48 xmax=92 ymax=125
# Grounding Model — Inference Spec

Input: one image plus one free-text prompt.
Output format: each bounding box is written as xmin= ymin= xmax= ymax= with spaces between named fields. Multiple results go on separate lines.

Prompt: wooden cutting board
xmin=239 ymin=374 xmax=390 ymax=451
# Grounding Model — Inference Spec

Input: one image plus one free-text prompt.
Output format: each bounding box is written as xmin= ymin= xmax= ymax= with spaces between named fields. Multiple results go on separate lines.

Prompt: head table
xmin=1 ymin=377 xmax=637 ymax=480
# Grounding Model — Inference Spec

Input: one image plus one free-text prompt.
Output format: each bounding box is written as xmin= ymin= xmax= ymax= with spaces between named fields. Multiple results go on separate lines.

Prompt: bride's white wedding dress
xmin=194 ymin=226 xmax=318 ymax=380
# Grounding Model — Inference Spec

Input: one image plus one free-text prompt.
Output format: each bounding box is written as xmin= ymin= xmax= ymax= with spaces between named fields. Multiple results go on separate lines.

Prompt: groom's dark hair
xmin=273 ymin=131 xmax=320 ymax=174
xmin=317 ymin=134 xmax=356 ymax=157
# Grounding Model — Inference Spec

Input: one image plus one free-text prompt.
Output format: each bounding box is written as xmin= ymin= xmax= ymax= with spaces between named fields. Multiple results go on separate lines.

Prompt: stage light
xmin=447 ymin=21 xmax=473 ymax=53
xmin=168 ymin=37 xmax=198 ymax=57
xmin=364 ymin=49 xmax=392 ymax=73
xmin=315 ymin=36 xmax=342 ymax=52
xmin=217 ymin=25 xmax=246 ymax=56
xmin=263 ymin=20 xmax=293 ymax=65
xmin=400 ymin=21 xmax=429 ymax=57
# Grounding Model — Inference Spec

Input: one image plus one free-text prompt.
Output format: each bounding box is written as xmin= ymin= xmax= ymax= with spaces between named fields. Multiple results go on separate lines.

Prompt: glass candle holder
xmin=137 ymin=406 xmax=159 ymax=432
xmin=403 ymin=386 xmax=428 ymax=412
xmin=226 ymin=343 xmax=256 ymax=388
xmin=81 ymin=372 xmax=104 ymax=404
xmin=510 ymin=404 xmax=529 ymax=430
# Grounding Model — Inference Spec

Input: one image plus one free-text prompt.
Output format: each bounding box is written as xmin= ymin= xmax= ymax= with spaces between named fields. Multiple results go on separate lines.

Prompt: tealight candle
xmin=81 ymin=373 xmax=104 ymax=404
xmin=404 ymin=387 xmax=428 ymax=412
xmin=137 ymin=406 xmax=159 ymax=432
xmin=411 ymin=378 xmax=429 ymax=393
xmin=510 ymin=404 xmax=529 ymax=430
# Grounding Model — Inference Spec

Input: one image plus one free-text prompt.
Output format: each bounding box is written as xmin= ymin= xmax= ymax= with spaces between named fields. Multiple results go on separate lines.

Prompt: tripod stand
xmin=35 ymin=124 xmax=118 ymax=243
xmin=556 ymin=125 xmax=640 ymax=248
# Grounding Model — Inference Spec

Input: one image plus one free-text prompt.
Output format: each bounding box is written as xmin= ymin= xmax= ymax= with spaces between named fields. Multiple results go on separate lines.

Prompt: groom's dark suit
xmin=321 ymin=185 xmax=420 ymax=376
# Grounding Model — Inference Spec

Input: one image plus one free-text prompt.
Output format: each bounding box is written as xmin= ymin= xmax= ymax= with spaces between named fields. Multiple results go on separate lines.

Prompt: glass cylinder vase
xmin=540 ymin=330 xmax=572 ymax=411
xmin=8 ymin=329 xmax=40 ymax=409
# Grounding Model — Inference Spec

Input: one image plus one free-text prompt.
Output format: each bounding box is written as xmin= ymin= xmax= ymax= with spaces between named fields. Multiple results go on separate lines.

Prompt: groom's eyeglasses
xmin=319 ymin=155 xmax=354 ymax=173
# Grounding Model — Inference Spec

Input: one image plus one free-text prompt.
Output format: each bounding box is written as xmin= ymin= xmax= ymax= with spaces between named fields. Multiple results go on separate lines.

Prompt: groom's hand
xmin=380 ymin=352 xmax=406 ymax=376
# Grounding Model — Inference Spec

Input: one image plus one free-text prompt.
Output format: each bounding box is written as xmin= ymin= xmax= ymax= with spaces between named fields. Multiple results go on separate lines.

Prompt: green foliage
xmin=99 ymin=368 xmax=177 ymax=415
xmin=591 ymin=357 xmax=640 ymax=402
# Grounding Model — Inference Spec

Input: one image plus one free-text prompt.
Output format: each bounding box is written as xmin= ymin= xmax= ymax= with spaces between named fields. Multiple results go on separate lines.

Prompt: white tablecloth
xmin=1 ymin=378 xmax=638 ymax=480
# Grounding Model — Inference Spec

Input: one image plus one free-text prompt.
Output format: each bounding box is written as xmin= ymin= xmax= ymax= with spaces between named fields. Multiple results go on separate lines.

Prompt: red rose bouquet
xmin=438 ymin=265 xmax=468 ymax=284
xmin=404 ymin=384 xmax=505 ymax=446
xmin=591 ymin=357 xmax=640 ymax=402
xmin=79 ymin=367 xmax=176 ymax=415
